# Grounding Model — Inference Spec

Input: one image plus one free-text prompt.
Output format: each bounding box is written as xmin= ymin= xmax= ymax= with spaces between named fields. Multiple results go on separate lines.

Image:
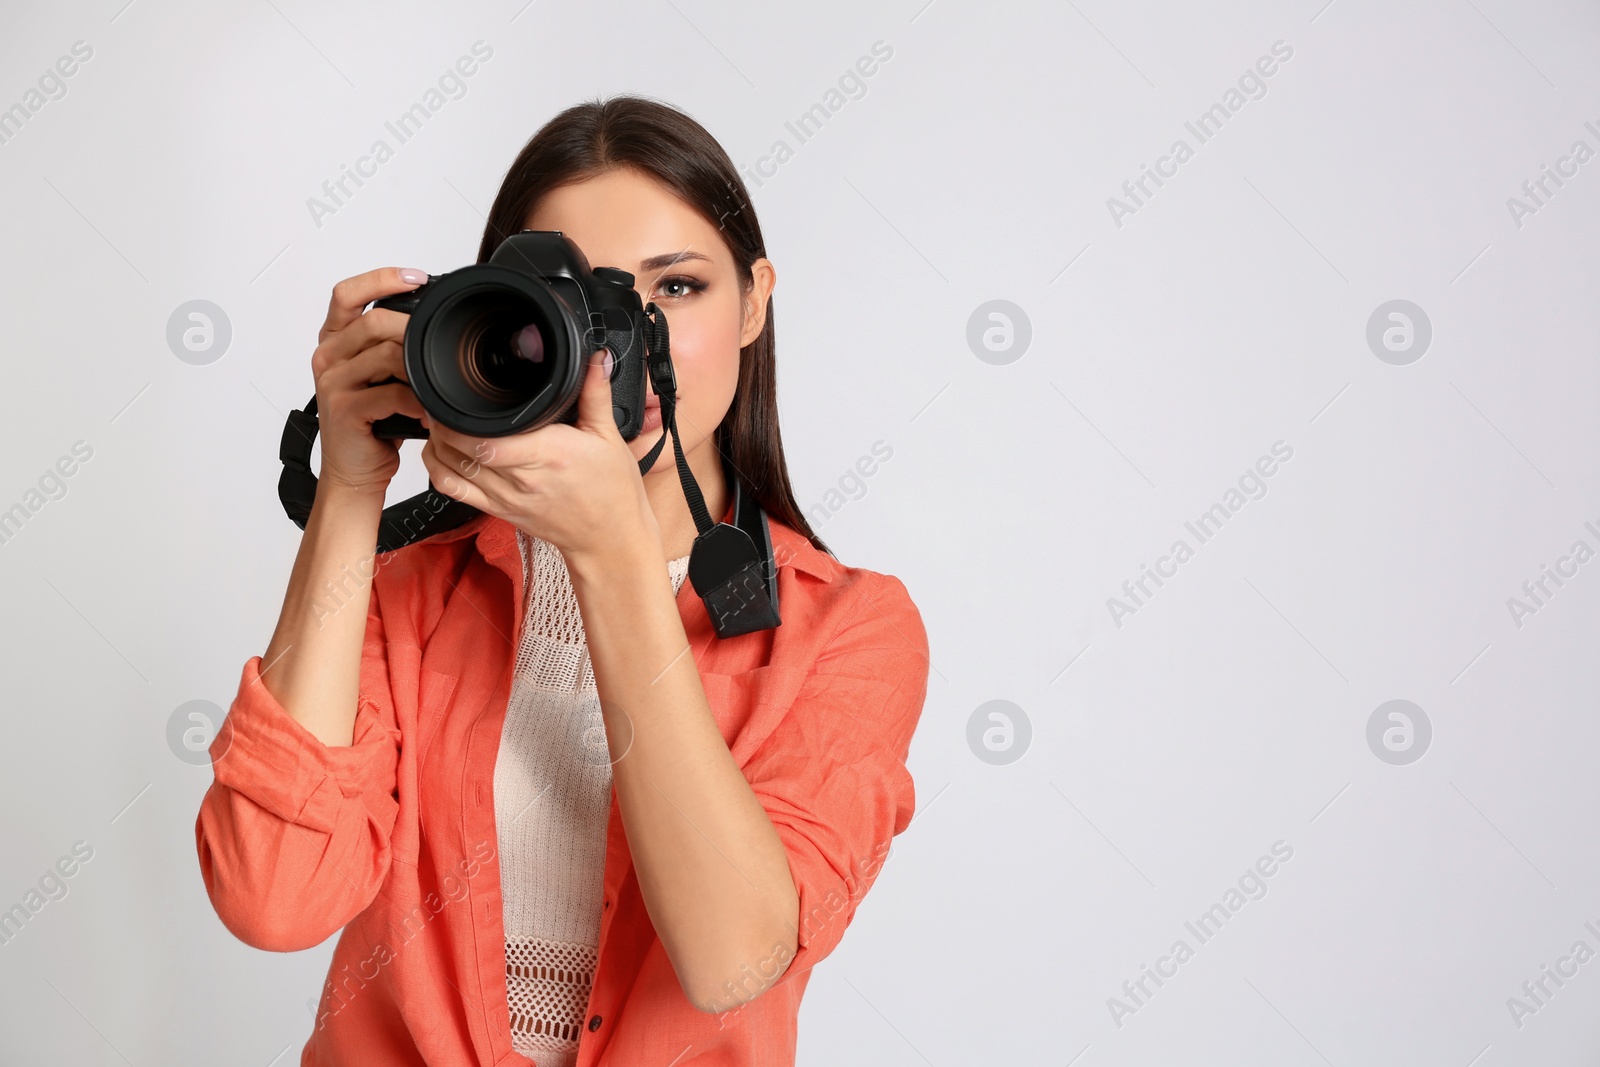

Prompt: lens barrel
xmin=396 ymin=265 xmax=585 ymax=437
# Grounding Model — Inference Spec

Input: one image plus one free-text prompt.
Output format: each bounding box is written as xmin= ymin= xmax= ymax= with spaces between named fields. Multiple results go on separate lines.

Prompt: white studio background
xmin=1 ymin=0 xmax=1598 ymax=1063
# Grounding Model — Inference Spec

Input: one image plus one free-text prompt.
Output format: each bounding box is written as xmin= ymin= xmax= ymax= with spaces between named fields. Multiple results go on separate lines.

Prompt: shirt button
xmin=588 ymin=1014 xmax=602 ymax=1032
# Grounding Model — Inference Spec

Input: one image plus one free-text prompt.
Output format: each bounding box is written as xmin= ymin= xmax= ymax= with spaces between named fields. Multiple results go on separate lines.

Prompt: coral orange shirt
xmin=194 ymin=503 xmax=930 ymax=1066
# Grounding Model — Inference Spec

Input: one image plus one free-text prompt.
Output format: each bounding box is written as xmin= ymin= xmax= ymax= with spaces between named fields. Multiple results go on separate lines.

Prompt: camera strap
xmin=277 ymin=402 xmax=482 ymax=554
xmin=275 ymin=302 xmax=780 ymax=639
xmin=636 ymin=302 xmax=781 ymax=638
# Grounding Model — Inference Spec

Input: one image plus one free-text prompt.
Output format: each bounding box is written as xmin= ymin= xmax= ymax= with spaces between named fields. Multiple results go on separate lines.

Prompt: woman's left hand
xmin=418 ymin=348 xmax=660 ymax=563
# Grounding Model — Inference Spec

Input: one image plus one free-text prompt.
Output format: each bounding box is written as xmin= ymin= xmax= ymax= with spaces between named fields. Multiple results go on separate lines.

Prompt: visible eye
xmin=655 ymin=274 xmax=708 ymax=300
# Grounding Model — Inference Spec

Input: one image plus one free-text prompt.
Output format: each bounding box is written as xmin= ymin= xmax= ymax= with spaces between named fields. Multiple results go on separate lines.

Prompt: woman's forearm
xmin=258 ymin=481 xmax=387 ymax=748
xmin=567 ymin=533 xmax=801 ymax=1012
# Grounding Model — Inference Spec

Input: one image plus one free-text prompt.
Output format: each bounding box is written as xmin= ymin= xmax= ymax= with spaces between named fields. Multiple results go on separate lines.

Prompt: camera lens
xmin=455 ymin=311 xmax=547 ymax=403
xmin=398 ymin=262 xmax=591 ymax=437
xmin=427 ymin=287 xmax=564 ymax=422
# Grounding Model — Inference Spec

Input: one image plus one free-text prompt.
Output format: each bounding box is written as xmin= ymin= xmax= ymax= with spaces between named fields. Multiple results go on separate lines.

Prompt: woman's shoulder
xmin=766 ymin=517 xmax=927 ymax=659
xmin=767 ymin=515 xmax=906 ymax=593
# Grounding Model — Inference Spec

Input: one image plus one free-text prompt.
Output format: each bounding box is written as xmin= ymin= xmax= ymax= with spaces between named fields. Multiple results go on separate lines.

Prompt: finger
xmin=427 ymin=428 xmax=513 ymax=487
xmin=420 ymin=437 xmax=507 ymax=512
xmin=312 ymin=308 xmax=411 ymax=378
xmin=574 ymin=348 xmax=618 ymax=436
xmin=426 ymin=422 xmax=506 ymax=469
xmin=319 ymin=340 xmax=407 ymax=394
xmin=320 ymin=267 xmax=428 ymax=340
xmin=345 ymin=381 xmax=426 ymax=425
xmin=422 ymin=419 xmax=476 ymax=460
xmin=419 ymin=441 xmax=487 ymax=509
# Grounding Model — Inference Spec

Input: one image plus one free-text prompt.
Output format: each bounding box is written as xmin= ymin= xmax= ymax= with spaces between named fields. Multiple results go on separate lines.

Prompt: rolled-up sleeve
xmin=194 ymin=594 xmax=402 ymax=953
xmin=744 ymin=571 xmax=930 ymax=986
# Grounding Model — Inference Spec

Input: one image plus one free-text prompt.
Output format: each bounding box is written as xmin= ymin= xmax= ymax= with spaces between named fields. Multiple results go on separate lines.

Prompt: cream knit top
xmin=494 ymin=529 xmax=692 ymax=1064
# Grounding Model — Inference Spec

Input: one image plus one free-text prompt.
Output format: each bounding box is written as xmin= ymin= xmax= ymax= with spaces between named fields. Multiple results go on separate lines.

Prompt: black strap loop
xmin=638 ymin=304 xmax=714 ymax=536
xmin=276 ymin=394 xmax=481 ymax=554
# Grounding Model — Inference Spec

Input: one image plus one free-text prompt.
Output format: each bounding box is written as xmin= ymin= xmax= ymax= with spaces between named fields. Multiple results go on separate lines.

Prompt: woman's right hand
xmin=310 ymin=267 xmax=431 ymax=498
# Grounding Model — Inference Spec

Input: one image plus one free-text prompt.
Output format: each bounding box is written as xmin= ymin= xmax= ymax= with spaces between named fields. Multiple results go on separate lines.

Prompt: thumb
xmin=575 ymin=348 xmax=618 ymax=436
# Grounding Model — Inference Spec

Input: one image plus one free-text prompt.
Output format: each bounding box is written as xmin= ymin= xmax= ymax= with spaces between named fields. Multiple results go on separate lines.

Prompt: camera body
xmin=370 ymin=230 xmax=651 ymax=439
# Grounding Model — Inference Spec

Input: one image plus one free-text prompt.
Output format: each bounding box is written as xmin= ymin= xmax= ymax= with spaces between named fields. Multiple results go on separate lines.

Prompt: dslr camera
xmin=275 ymin=228 xmax=784 ymax=638
xmin=368 ymin=229 xmax=653 ymax=439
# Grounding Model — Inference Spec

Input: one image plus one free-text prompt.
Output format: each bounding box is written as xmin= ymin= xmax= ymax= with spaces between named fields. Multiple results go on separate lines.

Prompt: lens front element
xmin=423 ymin=283 xmax=571 ymax=430
xmin=450 ymin=298 xmax=551 ymax=405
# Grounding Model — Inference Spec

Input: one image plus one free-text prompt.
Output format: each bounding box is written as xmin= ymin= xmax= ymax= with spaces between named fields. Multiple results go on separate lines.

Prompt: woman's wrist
xmin=564 ymin=513 xmax=666 ymax=590
xmin=313 ymin=476 xmax=388 ymax=516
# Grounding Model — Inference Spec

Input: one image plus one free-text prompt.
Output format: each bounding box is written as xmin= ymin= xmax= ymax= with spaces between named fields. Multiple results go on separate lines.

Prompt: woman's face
xmin=524 ymin=167 xmax=775 ymax=474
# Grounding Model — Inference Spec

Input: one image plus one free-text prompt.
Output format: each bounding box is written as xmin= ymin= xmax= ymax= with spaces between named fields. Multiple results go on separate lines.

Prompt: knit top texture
xmin=494 ymin=529 xmax=692 ymax=1063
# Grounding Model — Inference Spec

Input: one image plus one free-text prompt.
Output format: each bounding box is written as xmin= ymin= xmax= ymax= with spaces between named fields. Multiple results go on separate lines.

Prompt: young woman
xmin=194 ymin=96 xmax=930 ymax=1066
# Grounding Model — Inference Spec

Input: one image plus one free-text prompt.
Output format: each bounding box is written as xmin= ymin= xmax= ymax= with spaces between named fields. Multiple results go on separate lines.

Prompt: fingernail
xmin=398 ymin=268 xmax=428 ymax=286
xmin=602 ymin=350 xmax=614 ymax=377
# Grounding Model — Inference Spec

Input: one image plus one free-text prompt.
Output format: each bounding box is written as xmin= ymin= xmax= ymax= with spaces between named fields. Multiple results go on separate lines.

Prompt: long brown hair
xmin=476 ymin=94 xmax=829 ymax=557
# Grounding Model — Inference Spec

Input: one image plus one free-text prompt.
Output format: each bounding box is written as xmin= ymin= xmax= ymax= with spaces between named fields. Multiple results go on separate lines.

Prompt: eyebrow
xmin=637 ymin=250 xmax=711 ymax=273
